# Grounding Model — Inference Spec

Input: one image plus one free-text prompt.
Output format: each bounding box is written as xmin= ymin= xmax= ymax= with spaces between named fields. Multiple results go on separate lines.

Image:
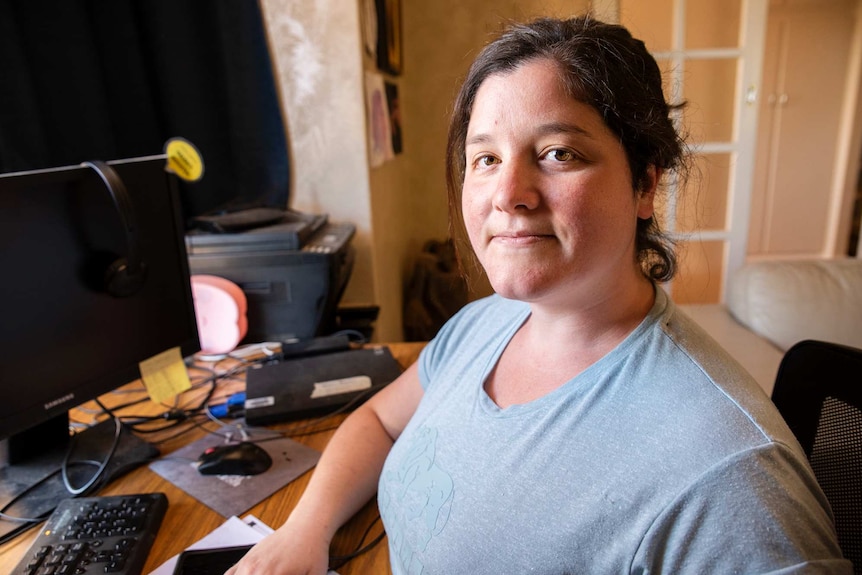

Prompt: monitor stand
xmin=0 ymin=416 xmax=159 ymax=543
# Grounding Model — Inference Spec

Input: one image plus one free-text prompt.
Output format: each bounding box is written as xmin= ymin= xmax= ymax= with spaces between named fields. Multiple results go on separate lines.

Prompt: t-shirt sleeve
xmin=416 ymin=299 xmax=475 ymax=391
xmin=416 ymin=295 xmax=512 ymax=392
xmin=633 ymin=441 xmax=852 ymax=573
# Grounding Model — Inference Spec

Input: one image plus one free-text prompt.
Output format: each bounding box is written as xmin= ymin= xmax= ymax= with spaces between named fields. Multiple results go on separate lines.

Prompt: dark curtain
xmin=0 ymin=0 xmax=290 ymax=222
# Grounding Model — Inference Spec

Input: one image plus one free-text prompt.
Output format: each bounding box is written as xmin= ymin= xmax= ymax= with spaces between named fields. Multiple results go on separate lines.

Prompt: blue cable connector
xmin=208 ymin=392 xmax=247 ymax=418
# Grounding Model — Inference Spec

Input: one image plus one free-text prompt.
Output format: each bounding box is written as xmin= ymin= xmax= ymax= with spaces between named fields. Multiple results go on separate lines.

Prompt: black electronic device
xmin=9 ymin=492 xmax=168 ymax=575
xmin=245 ymin=347 xmax=404 ymax=424
xmin=186 ymin=219 xmax=356 ymax=343
xmin=0 ymin=155 xmax=200 ymax=542
xmin=172 ymin=544 xmax=255 ymax=575
xmin=280 ymin=334 xmax=352 ymax=359
xmin=196 ymin=442 xmax=273 ymax=476
xmin=185 ymin=209 xmax=327 ymax=251
xmin=190 ymin=206 xmax=294 ymax=233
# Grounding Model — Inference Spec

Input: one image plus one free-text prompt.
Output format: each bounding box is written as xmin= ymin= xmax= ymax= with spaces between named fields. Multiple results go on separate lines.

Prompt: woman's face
xmin=462 ymin=58 xmax=655 ymax=306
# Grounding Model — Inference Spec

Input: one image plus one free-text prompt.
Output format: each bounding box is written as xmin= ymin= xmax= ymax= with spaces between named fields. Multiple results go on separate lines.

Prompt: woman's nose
xmin=492 ymin=160 xmax=541 ymax=212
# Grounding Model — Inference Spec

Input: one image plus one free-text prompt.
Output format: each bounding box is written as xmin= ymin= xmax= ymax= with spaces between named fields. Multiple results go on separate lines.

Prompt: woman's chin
xmin=486 ymin=272 xmax=556 ymax=302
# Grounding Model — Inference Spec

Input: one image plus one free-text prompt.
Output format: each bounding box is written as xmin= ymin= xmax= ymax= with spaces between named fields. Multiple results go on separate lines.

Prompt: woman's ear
xmin=637 ymin=165 xmax=661 ymax=220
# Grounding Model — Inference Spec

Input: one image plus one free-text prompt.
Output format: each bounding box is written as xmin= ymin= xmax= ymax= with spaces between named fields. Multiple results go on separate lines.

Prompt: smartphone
xmin=171 ymin=545 xmax=255 ymax=575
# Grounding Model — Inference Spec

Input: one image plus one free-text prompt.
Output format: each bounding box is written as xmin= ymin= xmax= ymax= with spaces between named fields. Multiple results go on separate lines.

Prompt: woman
xmin=229 ymin=16 xmax=849 ymax=574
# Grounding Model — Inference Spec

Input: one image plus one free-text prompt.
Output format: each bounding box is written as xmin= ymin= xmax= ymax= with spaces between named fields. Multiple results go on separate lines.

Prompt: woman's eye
xmin=477 ymin=155 xmax=500 ymax=167
xmin=547 ymin=149 xmax=575 ymax=162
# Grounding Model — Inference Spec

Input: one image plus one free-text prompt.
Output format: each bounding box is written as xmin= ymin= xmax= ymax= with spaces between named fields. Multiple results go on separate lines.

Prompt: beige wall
xmin=260 ymin=0 xmax=591 ymax=342
xmin=259 ymin=0 xmax=376 ymax=309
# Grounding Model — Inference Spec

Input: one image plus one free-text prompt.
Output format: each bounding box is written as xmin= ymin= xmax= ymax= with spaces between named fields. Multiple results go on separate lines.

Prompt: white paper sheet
xmin=148 ymin=515 xmax=339 ymax=575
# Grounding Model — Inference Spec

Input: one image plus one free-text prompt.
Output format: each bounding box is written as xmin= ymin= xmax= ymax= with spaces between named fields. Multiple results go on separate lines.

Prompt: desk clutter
xmin=0 ymin=340 xmax=415 ymax=575
xmin=149 ymin=435 xmax=320 ymax=518
xmin=148 ymin=344 xmax=402 ymax=519
xmin=185 ymin=209 xmax=357 ymax=346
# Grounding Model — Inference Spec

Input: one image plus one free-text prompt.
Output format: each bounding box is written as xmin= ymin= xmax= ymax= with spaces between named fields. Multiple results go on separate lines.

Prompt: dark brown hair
xmin=446 ymin=16 xmax=688 ymax=282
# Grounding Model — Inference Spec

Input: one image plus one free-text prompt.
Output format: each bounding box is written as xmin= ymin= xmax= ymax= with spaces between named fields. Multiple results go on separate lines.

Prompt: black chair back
xmin=771 ymin=340 xmax=862 ymax=573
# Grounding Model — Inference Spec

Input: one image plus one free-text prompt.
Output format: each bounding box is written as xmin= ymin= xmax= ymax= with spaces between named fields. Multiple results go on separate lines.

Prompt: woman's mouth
xmin=491 ymin=231 xmax=554 ymax=245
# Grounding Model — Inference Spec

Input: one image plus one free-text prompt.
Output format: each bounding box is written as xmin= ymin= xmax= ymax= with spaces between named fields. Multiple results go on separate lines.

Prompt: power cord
xmin=0 ymin=460 xmax=103 ymax=528
xmin=328 ymin=514 xmax=386 ymax=570
xmin=61 ymin=405 xmax=123 ymax=496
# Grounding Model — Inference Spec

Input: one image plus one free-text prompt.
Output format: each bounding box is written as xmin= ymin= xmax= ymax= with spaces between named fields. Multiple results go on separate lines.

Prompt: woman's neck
xmin=524 ymin=275 xmax=656 ymax=355
xmin=484 ymin=279 xmax=656 ymax=409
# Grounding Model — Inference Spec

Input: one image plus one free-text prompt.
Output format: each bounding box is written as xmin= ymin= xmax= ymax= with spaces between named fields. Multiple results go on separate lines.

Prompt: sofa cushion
xmin=727 ymin=258 xmax=862 ymax=352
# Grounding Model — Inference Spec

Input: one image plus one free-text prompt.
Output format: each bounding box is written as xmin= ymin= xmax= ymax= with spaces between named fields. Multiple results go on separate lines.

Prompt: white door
xmin=620 ymin=0 xmax=768 ymax=303
xmin=748 ymin=0 xmax=858 ymax=258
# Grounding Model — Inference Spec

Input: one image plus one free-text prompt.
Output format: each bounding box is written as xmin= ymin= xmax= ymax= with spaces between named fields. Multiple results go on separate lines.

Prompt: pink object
xmin=190 ymin=275 xmax=248 ymax=354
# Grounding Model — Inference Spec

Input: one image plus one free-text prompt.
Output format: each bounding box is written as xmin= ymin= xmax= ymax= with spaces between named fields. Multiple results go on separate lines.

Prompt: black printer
xmin=185 ymin=208 xmax=355 ymax=343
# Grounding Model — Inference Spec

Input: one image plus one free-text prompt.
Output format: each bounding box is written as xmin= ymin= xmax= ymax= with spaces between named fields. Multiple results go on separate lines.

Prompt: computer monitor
xmin=0 ymin=155 xmax=200 ymax=540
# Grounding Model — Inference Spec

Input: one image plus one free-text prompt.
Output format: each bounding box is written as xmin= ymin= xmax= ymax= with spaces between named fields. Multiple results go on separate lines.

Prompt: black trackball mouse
xmin=196 ymin=441 xmax=273 ymax=476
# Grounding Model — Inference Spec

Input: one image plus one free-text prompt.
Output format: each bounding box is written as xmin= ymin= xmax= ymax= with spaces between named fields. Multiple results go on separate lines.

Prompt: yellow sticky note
xmin=139 ymin=347 xmax=192 ymax=404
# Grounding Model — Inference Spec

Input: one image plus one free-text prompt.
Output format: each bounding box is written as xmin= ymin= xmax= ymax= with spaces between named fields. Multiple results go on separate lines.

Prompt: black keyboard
xmin=11 ymin=492 xmax=168 ymax=575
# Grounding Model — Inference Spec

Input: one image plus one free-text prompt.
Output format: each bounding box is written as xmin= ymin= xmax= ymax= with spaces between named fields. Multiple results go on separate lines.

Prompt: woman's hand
xmin=224 ymin=521 xmax=331 ymax=575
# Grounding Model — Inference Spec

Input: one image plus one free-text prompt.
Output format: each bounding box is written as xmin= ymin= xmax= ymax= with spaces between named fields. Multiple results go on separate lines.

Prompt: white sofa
xmin=679 ymin=258 xmax=862 ymax=396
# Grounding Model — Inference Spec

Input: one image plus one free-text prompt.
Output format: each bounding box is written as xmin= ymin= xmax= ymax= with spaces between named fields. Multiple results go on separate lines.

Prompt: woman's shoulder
xmin=654 ymin=293 xmax=803 ymax=446
xmin=431 ymin=294 xmax=525 ymax=341
xmin=439 ymin=294 xmax=529 ymax=340
xmin=417 ymin=294 xmax=528 ymax=377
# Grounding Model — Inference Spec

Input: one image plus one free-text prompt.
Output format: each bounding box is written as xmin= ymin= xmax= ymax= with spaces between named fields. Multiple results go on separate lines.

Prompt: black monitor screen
xmin=0 ymin=155 xmax=199 ymax=443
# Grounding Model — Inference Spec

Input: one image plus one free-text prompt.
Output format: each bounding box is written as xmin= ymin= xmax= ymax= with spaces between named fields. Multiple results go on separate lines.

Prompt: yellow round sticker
xmin=164 ymin=138 xmax=204 ymax=182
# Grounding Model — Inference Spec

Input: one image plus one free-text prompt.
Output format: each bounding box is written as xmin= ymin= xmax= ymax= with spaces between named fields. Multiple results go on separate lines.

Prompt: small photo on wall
xmin=375 ymin=0 xmax=402 ymax=75
xmin=365 ymin=71 xmax=394 ymax=167
xmin=361 ymin=0 xmax=377 ymax=57
xmin=385 ymin=81 xmax=402 ymax=154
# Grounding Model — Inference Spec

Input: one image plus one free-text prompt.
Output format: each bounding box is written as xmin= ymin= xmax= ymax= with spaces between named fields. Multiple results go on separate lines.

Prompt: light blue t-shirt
xmin=378 ymin=288 xmax=850 ymax=574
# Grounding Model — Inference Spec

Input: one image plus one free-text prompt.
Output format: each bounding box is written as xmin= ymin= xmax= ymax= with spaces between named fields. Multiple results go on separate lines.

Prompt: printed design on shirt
xmin=380 ymin=426 xmax=454 ymax=575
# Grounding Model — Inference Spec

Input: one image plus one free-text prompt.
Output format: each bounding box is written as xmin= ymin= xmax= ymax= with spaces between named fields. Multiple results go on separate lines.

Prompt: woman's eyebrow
xmin=465 ymin=133 xmax=492 ymax=148
xmin=466 ymin=121 xmax=594 ymax=148
xmin=535 ymin=121 xmax=593 ymax=139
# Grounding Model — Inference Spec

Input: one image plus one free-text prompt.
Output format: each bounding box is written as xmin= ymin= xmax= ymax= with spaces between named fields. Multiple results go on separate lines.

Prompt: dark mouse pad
xmin=149 ymin=435 xmax=320 ymax=517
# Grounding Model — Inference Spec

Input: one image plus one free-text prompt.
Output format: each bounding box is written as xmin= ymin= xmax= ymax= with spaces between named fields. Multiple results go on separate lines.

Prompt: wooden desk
xmin=0 ymin=342 xmax=425 ymax=575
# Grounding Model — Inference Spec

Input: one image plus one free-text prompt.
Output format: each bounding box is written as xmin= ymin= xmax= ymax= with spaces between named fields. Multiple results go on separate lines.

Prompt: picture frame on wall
xmin=365 ymin=72 xmax=394 ymax=167
xmin=375 ymin=0 xmax=402 ymax=75
xmin=385 ymin=81 xmax=402 ymax=154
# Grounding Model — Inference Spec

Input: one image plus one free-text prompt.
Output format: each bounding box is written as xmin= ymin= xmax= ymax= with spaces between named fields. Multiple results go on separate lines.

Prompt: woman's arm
xmin=226 ymin=362 xmax=424 ymax=575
